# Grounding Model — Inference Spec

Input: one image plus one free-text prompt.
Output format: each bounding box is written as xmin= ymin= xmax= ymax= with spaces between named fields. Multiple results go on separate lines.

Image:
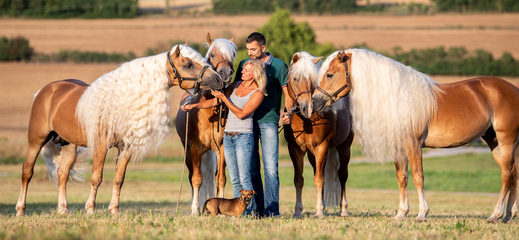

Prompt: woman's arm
xmin=181 ymin=98 xmax=218 ymax=111
xmin=212 ymin=90 xmax=264 ymax=119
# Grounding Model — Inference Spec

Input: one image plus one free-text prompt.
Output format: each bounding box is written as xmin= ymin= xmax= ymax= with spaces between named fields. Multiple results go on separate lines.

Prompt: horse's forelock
xmin=289 ymin=52 xmax=321 ymax=86
xmin=205 ymin=39 xmax=237 ymax=62
xmin=171 ymin=44 xmax=210 ymax=67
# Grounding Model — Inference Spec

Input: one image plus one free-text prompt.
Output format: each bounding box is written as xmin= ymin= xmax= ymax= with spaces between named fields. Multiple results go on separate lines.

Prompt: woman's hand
xmin=211 ymin=90 xmax=226 ymax=100
xmin=181 ymin=104 xmax=195 ymax=111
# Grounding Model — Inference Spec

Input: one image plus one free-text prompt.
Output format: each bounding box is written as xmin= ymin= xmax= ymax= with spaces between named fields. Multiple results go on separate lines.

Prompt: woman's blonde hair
xmin=244 ymin=59 xmax=268 ymax=96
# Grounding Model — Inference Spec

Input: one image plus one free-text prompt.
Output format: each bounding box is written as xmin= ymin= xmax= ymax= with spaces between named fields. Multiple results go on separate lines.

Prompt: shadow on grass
xmin=0 ymin=201 xmax=192 ymax=216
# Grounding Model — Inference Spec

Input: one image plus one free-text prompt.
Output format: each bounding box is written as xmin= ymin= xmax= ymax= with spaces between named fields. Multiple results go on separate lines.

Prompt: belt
xmin=224 ymin=132 xmax=242 ymax=137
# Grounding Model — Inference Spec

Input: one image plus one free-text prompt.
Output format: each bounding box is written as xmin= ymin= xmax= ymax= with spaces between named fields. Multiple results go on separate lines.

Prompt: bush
xmin=433 ymin=0 xmax=519 ymax=12
xmin=212 ymin=0 xmax=356 ymax=15
xmin=0 ymin=36 xmax=33 ymax=61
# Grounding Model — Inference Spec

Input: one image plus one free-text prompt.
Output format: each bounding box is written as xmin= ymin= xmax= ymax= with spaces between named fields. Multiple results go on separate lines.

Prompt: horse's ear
xmin=314 ymin=56 xmax=323 ymax=64
xmin=207 ymin=32 xmax=213 ymax=45
xmin=337 ymin=51 xmax=346 ymax=63
xmin=292 ymin=54 xmax=300 ymax=64
xmin=184 ymin=40 xmax=189 ymax=47
xmin=173 ymin=45 xmax=181 ymax=58
xmin=230 ymin=35 xmax=236 ymax=43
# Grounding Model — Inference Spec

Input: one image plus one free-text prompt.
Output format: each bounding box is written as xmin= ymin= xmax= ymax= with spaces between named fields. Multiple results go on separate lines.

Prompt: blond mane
xmin=205 ymin=38 xmax=237 ymax=63
xmin=76 ymin=44 xmax=205 ymax=163
xmin=320 ymin=49 xmax=441 ymax=162
xmin=289 ymin=51 xmax=321 ymax=86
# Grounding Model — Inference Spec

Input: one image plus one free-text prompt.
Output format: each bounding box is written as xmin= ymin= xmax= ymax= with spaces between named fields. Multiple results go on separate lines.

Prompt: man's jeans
xmin=223 ymin=132 xmax=254 ymax=214
xmin=251 ymin=123 xmax=280 ymax=216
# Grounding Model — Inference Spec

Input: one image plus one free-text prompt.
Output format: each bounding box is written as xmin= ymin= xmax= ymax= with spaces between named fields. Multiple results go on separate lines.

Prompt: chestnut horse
xmin=312 ymin=49 xmax=519 ymax=223
xmin=15 ymin=44 xmax=223 ymax=217
xmin=284 ymin=52 xmax=354 ymax=218
xmin=175 ymin=33 xmax=237 ymax=215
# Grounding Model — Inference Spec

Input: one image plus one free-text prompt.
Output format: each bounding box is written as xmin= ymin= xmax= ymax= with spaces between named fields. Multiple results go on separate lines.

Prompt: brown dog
xmin=202 ymin=189 xmax=256 ymax=218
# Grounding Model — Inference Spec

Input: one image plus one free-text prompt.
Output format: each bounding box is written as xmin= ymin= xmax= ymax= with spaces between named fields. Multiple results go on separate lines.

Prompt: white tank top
xmin=225 ymin=81 xmax=258 ymax=133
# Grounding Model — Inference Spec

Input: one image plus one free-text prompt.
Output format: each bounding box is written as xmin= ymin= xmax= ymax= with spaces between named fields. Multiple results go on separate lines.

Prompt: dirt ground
xmin=1 ymin=13 xmax=519 ymax=144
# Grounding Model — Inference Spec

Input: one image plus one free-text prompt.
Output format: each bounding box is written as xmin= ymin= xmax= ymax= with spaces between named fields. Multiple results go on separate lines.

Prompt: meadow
xmin=0 ymin=152 xmax=516 ymax=239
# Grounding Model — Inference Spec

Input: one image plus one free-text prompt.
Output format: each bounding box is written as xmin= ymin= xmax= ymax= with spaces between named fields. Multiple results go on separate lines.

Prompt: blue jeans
xmin=223 ymin=132 xmax=254 ymax=214
xmin=251 ymin=123 xmax=280 ymax=217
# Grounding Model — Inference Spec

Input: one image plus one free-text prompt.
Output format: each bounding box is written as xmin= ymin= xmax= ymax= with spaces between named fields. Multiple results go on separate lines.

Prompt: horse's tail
xmin=324 ymin=148 xmax=341 ymax=208
xmin=198 ymin=151 xmax=217 ymax=210
xmin=41 ymin=136 xmax=89 ymax=186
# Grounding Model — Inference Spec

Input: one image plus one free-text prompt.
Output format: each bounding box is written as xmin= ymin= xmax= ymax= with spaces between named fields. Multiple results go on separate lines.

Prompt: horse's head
xmin=205 ymin=33 xmax=237 ymax=87
xmin=167 ymin=44 xmax=223 ymax=92
xmin=287 ymin=52 xmax=322 ymax=118
xmin=312 ymin=51 xmax=352 ymax=115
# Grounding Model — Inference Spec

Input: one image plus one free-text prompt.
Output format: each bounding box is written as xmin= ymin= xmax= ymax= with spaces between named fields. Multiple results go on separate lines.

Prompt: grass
xmin=0 ymin=151 xmax=516 ymax=239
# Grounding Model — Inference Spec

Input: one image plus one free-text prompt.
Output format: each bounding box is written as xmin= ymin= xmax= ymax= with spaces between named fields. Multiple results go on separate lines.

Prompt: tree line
xmin=0 ymin=0 xmax=138 ymax=18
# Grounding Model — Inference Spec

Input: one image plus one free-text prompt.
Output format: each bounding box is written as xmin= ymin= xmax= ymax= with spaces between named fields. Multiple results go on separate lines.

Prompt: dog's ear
xmin=239 ymin=189 xmax=245 ymax=194
xmin=252 ymin=190 xmax=257 ymax=195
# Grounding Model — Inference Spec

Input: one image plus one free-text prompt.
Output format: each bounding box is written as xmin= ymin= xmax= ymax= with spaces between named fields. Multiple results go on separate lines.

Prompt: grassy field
xmin=0 ymin=152 xmax=516 ymax=239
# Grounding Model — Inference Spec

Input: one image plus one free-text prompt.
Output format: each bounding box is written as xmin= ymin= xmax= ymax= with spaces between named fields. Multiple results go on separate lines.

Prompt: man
xmin=233 ymin=32 xmax=294 ymax=217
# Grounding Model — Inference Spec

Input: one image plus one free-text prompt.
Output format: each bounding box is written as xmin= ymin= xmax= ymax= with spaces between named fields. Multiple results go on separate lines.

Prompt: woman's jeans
xmin=223 ymin=132 xmax=254 ymax=215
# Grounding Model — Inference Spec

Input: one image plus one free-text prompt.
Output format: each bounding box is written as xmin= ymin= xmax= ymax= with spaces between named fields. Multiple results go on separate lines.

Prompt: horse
xmin=175 ymin=33 xmax=237 ymax=216
xmin=312 ymin=48 xmax=519 ymax=223
xmin=284 ymin=52 xmax=354 ymax=218
xmin=15 ymin=44 xmax=224 ymax=217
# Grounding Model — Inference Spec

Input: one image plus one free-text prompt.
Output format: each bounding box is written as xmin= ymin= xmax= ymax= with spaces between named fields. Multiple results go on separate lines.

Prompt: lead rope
xmin=175 ymin=94 xmax=193 ymax=216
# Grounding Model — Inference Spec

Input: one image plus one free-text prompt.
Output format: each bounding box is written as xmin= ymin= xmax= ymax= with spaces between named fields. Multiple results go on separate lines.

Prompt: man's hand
xmin=281 ymin=112 xmax=293 ymax=125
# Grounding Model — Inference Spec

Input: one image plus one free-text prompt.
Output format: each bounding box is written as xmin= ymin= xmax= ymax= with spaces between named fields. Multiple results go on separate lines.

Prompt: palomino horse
xmin=15 ymin=44 xmax=223 ymax=217
xmin=284 ymin=52 xmax=354 ymax=218
xmin=175 ymin=33 xmax=237 ymax=215
xmin=312 ymin=49 xmax=519 ymax=223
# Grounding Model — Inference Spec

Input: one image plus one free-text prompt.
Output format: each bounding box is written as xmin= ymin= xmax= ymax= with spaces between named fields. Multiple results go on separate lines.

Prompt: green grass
xmin=0 ymin=152 xmax=516 ymax=239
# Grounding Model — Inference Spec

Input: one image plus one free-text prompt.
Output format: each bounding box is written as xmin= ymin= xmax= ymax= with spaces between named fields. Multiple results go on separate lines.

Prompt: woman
xmin=181 ymin=59 xmax=268 ymax=215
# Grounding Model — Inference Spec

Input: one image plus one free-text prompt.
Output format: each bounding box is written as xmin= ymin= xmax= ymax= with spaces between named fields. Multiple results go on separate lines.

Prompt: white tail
xmin=197 ymin=151 xmax=217 ymax=210
xmin=324 ymin=148 xmax=341 ymax=207
xmin=41 ymin=137 xmax=89 ymax=186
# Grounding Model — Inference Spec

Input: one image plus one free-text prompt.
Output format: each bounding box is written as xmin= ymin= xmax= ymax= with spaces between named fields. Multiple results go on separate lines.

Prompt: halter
xmin=212 ymin=59 xmax=235 ymax=73
xmin=315 ymin=53 xmax=351 ymax=106
xmin=167 ymin=51 xmax=210 ymax=94
xmin=286 ymin=76 xmax=312 ymax=116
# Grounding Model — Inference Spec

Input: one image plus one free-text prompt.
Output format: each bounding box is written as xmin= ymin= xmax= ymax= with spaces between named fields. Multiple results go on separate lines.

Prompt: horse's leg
xmin=56 ymin=143 xmax=78 ymax=215
xmin=336 ymin=130 xmax=354 ymax=217
xmin=85 ymin=143 xmax=108 ymax=214
xmin=108 ymin=148 xmax=132 ymax=216
xmin=215 ymin=145 xmax=226 ymax=198
xmin=394 ymin=158 xmax=409 ymax=221
xmin=313 ymin=143 xmax=329 ymax=218
xmin=288 ymin=143 xmax=306 ymax=218
xmin=16 ymin=135 xmax=49 ymax=216
xmin=406 ymin=142 xmax=429 ymax=222
xmin=484 ymin=131 xmax=517 ymax=223
xmin=188 ymin=144 xmax=203 ymax=216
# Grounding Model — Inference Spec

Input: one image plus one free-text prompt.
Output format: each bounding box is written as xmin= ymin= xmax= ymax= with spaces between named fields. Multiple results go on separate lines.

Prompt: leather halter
xmin=167 ymin=51 xmax=209 ymax=94
xmin=315 ymin=55 xmax=351 ymax=106
xmin=212 ymin=59 xmax=235 ymax=73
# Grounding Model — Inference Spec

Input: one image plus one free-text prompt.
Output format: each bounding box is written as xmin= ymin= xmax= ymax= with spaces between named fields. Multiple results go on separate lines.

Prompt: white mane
xmin=289 ymin=51 xmax=321 ymax=86
xmin=320 ymin=49 xmax=441 ymax=162
xmin=76 ymin=44 xmax=205 ymax=163
xmin=205 ymin=38 xmax=237 ymax=62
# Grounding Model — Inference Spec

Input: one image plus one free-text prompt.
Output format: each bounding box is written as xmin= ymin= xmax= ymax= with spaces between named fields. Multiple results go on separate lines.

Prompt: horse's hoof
xmin=394 ymin=212 xmax=406 ymax=221
xmin=110 ymin=209 xmax=119 ymax=216
xmin=339 ymin=211 xmax=349 ymax=217
xmin=313 ymin=212 xmax=326 ymax=218
xmin=58 ymin=208 xmax=69 ymax=215
xmin=502 ymin=214 xmax=513 ymax=223
xmin=292 ymin=212 xmax=303 ymax=219
xmin=415 ymin=216 xmax=427 ymax=222
xmin=486 ymin=217 xmax=499 ymax=223
xmin=86 ymin=209 xmax=95 ymax=215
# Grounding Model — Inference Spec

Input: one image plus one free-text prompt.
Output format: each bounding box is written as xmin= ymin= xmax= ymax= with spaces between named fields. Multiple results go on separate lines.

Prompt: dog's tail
xmin=198 ymin=151 xmax=216 ymax=210
xmin=42 ymin=136 xmax=89 ymax=187
xmin=324 ymin=148 xmax=341 ymax=207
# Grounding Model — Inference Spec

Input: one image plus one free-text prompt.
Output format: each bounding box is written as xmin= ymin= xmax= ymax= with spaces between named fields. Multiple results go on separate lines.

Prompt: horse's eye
xmin=185 ymin=63 xmax=193 ymax=69
xmin=210 ymin=53 xmax=215 ymax=58
xmin=293 ymin=77 xmax=298 ymax=81
xmin=326 ymin=73 xmax=333 ymax=78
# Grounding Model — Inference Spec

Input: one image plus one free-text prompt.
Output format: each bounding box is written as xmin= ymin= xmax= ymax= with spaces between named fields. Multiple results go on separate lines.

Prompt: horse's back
xmin=426 ymin=77 xmax=519 ymax=147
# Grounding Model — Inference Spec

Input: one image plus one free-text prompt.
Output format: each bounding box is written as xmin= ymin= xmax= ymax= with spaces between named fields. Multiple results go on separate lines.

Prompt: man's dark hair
xmin=246 ymin=32 xmax=266 ymax=46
